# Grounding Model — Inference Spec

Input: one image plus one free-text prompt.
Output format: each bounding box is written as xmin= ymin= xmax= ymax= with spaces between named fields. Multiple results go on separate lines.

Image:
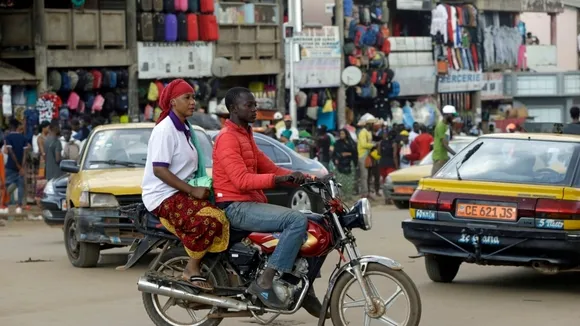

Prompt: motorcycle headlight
xmin=342 ymin=198 xmax=372 ymax=231
xmin=43 ymin=180 xmax=55 ymax=195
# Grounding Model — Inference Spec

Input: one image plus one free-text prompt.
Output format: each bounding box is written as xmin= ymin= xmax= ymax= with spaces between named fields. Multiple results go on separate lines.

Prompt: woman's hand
xmin=189 ymin=187 xmax=211 ymax=200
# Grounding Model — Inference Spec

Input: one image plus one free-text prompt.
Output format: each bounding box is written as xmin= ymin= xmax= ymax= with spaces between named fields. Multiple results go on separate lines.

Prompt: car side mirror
xmin=60 ymin=160 xmax=80 ymax=173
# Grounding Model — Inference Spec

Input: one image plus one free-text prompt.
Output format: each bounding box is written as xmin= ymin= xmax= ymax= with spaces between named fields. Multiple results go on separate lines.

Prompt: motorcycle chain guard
xmin=316 ymin=255 xmax=403 ymax=326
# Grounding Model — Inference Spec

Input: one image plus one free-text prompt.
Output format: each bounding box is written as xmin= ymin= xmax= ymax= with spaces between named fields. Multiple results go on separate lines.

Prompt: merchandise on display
xmin=483 ymin=25 xmax=525 ymax=69
xmin=430 ymin=3 xmax=482 ymax=73
xmin=138 ymin=0 xmax=218 ymax=42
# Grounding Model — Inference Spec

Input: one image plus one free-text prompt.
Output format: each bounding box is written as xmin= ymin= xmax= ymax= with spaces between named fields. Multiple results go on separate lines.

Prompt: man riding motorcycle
xmin=212 ymin=87 xmax=327 ymax=318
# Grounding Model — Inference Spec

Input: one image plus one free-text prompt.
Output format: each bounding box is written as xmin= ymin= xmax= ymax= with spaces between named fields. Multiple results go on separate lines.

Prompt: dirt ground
xmin=1 ymin=206 xmax=579 ymax=326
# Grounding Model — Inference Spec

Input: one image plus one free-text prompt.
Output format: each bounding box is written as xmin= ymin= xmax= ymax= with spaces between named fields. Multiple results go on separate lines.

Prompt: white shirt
xmin=430 ymin=4 xmax=448 ymax=44
xmin=276 ymin=127 xmax=300 ymax=141
xmin=142 ymin=112 xmax=198 ymax=211
xmin=409 ymin=131 xmax=419 ymax=144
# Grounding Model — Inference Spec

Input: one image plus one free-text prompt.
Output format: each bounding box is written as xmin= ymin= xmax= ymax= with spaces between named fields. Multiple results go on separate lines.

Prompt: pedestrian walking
xmin=332 ymin=129 xmax=357 ymax=199
xmin=431 ymin=105 xmax=457 ymax=176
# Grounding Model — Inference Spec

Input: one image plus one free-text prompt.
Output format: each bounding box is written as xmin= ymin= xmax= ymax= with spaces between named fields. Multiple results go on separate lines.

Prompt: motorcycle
xmin=118 ymin=176 xmax=421 ymax=326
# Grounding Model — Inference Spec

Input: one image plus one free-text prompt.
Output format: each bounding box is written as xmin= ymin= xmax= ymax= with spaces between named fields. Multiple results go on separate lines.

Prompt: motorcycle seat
xmin=144 ymin=211 xmax=169 ymax=231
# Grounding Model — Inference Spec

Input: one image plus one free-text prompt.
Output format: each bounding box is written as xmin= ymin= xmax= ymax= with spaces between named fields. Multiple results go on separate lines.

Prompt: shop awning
xmin=0 ymin=61 xmax=38 ymax=85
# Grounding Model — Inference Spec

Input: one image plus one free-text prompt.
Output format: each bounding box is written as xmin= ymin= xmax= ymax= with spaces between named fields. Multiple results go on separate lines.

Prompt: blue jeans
xmin=224 ymin=202 xmax=308 ymax=273
xmin=5 ymin=169 xmax=24 ymax=206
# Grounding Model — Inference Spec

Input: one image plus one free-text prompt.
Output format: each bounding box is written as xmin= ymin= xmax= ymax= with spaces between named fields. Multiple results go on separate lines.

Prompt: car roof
xmin=478 ymin=132 xmax=580 ymax=142
xmin=93 ymin=122 xmax=207 ymax=132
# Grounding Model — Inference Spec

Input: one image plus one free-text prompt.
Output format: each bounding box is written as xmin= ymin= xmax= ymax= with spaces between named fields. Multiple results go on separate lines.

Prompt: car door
xmin=254 ymin=136 xmax=293 ymax=206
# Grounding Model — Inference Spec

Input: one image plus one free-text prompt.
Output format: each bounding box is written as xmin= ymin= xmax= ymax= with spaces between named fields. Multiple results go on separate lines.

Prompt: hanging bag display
xmin=154 ymin=13 xmax=166 ymax=41
xmin=164 ymin=13 xmax=178 ymax=41
xmin=139 ymin=0 xmax=153 ymax=11
xmin=188 ymin=0 xmax=199 ymax=12
xmin=163 ymin=0 xmax=175 ymax=12
xmin=177 ymin=12 xmax=187 ymax=41
xmin=199 ymin=14 xmax=218 ymax=41
xmin=322 ymin=89 xmax=333 ymax=113
xmin=174 ymin=0 xmax=187 ymax=11
xmin=138 ymin=13 xmax=154 ymax=41
xmin=200 ymin=0 xmax=214 ymax=14
xmin=153 ymin=0 xmax=163 ymax=12
xmin=186 ymin=13 xmax=199 ymax=41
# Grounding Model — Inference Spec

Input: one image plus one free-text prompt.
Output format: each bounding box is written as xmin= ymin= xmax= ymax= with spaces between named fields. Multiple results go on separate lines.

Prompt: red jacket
xmin=213 ymin=120 xmax=291 ymax=203
xmin=406 ymin=133 xmax=433 ymax=162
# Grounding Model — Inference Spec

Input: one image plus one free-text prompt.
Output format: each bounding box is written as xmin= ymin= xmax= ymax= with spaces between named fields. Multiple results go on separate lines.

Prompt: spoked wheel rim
xmin=66 ymin=220 xmax=80 ymax=260
xmin=150 ymin=257 xmax=218 ymax=326
xmin=338 ymin=271 xmax=412 ymax=326
xmin=291 ymin=189 xmax=312 ymax=211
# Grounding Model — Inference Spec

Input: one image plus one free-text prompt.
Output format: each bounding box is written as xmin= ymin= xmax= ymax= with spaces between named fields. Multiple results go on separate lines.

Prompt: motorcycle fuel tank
xmin=247 ymin=218 xmax=333 ymax=257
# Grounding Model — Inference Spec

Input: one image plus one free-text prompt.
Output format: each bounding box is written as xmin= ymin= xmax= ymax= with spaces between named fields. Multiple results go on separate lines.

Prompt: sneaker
xmin=15 ymin=207 xmax=22 ymax=214
xmin=247 ymin=281 xmax=288 ymax=310
xmin=0 ymin=207 xmax=8 ymax=214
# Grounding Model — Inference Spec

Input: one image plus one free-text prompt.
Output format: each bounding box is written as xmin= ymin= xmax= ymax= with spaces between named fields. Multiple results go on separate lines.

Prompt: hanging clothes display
xmin=36 ymin=93 xmax=62 ymax=123
xmin=430 ymin=3 xmax=481 ymax=72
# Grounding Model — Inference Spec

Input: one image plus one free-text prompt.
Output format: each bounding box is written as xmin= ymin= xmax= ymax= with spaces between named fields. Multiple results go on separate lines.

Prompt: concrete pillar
xmin=550 ymin=13 xmax=557 ymax=46
xmin=126 ymin=0 xmax=139 ymax=121
xmin=33 ymin=0 xmax=47 ymax=94
xmin=276 ymin=0 xmax=286 ymax=114
xmin=335 ymin=0 xmax=346 ymax=128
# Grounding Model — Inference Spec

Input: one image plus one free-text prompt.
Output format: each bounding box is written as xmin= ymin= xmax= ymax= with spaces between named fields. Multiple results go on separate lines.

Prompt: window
xmin=255 ymin=138 xmax=291 ymax=164
xmin=435 ymin=138 xmax=580 ymax=186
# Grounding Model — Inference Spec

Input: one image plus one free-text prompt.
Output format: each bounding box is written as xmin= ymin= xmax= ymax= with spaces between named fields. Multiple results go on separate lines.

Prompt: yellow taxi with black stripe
xmin=402 ymin=133 xmax=580 ymax=282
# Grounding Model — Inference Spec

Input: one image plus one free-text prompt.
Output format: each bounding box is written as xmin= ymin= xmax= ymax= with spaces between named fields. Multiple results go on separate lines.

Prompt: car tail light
xmin=535 ymin=199 xmax=580 ymax=220
xmin=437 ymin=198 xmax=453 ymax=212
xmin=410 ymin=190 xmax=439 ymax=210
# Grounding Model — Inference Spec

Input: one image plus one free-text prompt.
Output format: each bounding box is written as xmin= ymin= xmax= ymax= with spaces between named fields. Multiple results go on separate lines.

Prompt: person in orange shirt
xmin=405 ymin=125 xmax=434 ymax=164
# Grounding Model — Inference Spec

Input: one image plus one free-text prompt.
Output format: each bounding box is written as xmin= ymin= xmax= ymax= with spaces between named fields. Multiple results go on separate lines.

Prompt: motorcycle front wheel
xmin=142 ymin=250 xmax=229 ymax=326
xmin=329 ymin=262 xmax=422 ymax=326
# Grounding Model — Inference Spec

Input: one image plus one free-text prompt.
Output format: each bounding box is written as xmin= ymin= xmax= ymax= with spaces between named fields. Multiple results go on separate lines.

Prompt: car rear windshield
xmin=419 ymin=141 xmax=472 ymax=166
xmin=435 ymin=138 xmax=580 ymax=186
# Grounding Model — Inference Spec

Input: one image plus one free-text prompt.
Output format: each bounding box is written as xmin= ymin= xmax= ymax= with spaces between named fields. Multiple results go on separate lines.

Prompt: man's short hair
xmin=224 ymin=87 xmax=251 ymax=112
xmin=9 ymin=118 xmax=20 ymax=130
xmin=570 ymin=106 xmax=579 ymax=120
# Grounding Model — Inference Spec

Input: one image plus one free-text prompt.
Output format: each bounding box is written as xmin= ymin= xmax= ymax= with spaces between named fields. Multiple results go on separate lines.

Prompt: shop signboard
xmin=290 ymin=26 xmax=341 ymax=59
xmin=396 ymin=0 xmax=432 ymax=10
xmin=481 ymin=72 xmax=509 ymax=100
xmin=286 ymin=26 xmax=341 ymax=88
xmin=438 ymin=70 xmax=483 ymax=93
xmin=137 ymin=42 xmax=213 ymax=79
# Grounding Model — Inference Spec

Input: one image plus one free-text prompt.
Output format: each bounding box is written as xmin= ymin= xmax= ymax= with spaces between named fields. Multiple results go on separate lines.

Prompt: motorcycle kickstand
xmin=250 ymin=310 xmax=281 ymax=325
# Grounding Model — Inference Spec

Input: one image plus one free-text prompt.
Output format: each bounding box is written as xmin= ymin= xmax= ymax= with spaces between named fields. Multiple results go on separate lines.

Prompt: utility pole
xmin=126 ymin=0 xmax=139 ymax=121
xmin=335 ymin=0 xmax=346 ymax=128
xmin=287 ymin=0 xmax=303 ymax=130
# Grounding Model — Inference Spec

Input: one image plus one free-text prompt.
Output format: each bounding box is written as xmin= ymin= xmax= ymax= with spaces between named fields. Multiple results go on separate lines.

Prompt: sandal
xmin=182 ymin=275 xmax=214 ymax=292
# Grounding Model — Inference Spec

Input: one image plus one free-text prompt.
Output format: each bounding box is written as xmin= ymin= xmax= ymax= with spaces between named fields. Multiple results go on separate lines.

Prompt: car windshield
xmin=419 ymin=141 xmax=473 ymax=166
xmin=434 ymin=138 xmax=580 ymax=186
xmin=83 ymin=128 xmax=213 ymax=170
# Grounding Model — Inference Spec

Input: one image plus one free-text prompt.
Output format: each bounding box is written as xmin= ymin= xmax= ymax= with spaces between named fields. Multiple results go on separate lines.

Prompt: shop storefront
xmin=503 ymin=72 xmax=580 ymax=124
xmin=286 ymin=26 xmax=341 ymax=131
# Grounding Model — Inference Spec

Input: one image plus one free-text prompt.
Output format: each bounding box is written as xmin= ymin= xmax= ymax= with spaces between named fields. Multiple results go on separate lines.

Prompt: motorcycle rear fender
xmin=116 ymin=236 xmax=167 ymax=271
xmin=316 ymin=255 xmax=403 ymax=326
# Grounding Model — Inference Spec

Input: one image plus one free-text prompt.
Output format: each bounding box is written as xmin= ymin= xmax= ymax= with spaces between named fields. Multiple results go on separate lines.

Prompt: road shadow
xmin=424 ymin=268 xmax=580 ymax=295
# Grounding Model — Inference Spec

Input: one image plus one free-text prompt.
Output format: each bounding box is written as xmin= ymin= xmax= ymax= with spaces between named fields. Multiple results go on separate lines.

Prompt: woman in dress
xmin=141 ymin=79 xmax=229 ymax=292
xmin=332 ymin=129 xmax=357 ymax=199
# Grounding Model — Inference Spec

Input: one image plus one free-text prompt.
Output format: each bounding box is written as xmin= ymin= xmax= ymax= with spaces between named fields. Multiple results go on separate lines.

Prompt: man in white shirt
xmin=409 ymin=122 xmax=420 ymax=144
xmin=276 ymin=115 xmax=299 ymax=141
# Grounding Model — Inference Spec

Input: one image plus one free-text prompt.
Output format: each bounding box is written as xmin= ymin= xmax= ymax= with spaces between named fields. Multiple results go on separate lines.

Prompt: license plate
xmin=61 ymin=199 xmax=67 ymax=211
xmin=456 ymin=202 xmax=517 ymax=221
xmin=394 ymin=186 xmax=415 ymax=194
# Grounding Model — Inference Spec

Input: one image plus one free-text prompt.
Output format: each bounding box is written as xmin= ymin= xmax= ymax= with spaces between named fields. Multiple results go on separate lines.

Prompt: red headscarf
xmin=156 ymin=79 xmax=195 ymax=125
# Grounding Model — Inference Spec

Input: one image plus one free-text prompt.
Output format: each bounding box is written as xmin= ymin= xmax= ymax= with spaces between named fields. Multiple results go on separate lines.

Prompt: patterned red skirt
xmin=152 ymin=192 xmax=229 ymax=259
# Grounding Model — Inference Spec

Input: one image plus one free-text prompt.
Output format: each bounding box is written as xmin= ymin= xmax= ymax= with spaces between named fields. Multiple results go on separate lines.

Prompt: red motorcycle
xmin=119 ymin=176 xmax=421 ymax=326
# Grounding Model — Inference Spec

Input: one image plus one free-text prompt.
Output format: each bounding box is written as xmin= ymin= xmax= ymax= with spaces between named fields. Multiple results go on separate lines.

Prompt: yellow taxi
xmin=402 ymin=133 xmax=580 ymax=282
xmin=384 ymin=136 xmax=475 ymax=208
xmin=60 ymin=123 xmax=213 ymax=267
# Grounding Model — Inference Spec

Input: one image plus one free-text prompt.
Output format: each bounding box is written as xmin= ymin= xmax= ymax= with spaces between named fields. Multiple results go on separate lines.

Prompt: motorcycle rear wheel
xmin=329 ymin=262 xmax=421 ymax=326
xmin=142 ymin=250 xmax=229 ymax=326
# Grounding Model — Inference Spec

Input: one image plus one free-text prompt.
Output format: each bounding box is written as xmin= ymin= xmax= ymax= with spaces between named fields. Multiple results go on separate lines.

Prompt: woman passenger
xmin=141 ymin=79 xmax=229 ymax=291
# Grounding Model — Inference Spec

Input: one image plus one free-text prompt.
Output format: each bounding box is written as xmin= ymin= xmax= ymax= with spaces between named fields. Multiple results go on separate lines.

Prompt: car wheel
xmin=64 ymin=212 xmax=100 ymax=268
xmin=425 ymin=255 xmax=462 ymax=283
xmin=394 ymin=200 xmax=409 ymax=209
xmin=289 ymin=188 xmax=313 ymax=212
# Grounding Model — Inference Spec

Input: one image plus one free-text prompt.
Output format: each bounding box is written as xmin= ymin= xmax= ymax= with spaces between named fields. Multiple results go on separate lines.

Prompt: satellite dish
xmin=341 ymin=66 xmax=362 ymax=86
xmin=211 ymin=57 xmax=233 ymax=78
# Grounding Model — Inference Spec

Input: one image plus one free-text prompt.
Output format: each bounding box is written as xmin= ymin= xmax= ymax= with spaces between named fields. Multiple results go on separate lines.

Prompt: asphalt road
xmin=1 ymin=206 xmax=579 ymax=326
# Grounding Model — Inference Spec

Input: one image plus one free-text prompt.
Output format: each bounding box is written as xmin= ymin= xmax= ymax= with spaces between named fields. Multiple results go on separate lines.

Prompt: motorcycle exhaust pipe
xmin=137 ymin=277 xmax=249 ymax=311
